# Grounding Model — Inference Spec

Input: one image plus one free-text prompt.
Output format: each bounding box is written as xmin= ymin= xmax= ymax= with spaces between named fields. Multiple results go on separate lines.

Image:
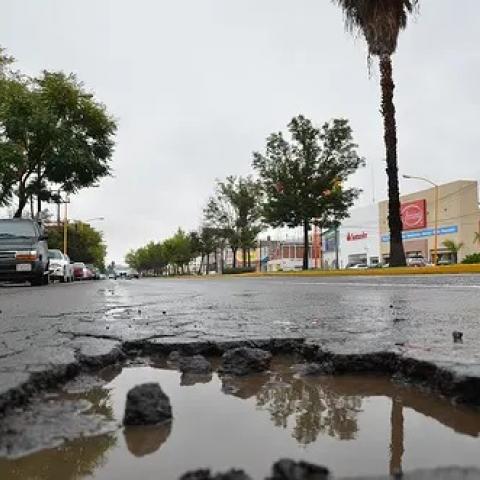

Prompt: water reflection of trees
xmin=256 ymin=374 xmax=362 ymax=445
xmin=0 ymin=433 xmax=116 ymax=480
xmin=223 ymin=370 xmax=363 ymax=445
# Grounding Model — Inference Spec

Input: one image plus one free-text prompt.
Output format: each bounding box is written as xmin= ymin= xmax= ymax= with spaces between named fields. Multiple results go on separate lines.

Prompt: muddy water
xmin=2 ymin=360 xmax=480 ymax=480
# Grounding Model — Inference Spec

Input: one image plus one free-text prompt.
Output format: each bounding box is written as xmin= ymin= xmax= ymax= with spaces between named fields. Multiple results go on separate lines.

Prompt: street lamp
xmin=403 ymin=174 xmax=439 ymax=265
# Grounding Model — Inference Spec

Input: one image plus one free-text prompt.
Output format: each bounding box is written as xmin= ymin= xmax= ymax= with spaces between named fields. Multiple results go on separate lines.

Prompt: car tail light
xmin=16 ymin=250 xmax=38 ymax=261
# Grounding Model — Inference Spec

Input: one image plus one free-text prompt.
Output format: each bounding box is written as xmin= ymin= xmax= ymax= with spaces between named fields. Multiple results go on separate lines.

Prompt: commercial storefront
xmin=323 ymin=204 xmax=380 ymax=268
xmin=251 ymin=179 xmax=480 ymax=271
xmin=379 ymin=180 xmax=480 ymax=263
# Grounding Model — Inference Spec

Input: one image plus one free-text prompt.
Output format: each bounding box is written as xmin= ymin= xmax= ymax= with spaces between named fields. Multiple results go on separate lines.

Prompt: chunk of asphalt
xmin=123 ymin=383 xmax=172 ymax=426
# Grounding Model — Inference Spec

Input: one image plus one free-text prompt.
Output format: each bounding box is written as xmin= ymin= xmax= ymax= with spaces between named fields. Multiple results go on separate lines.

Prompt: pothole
xmin=1 ymin=357 xmax=480 ymax=479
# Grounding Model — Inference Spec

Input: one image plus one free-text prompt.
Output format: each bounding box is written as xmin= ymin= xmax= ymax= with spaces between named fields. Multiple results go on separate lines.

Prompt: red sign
xmin=401 ymin=199 xmax=427 ymax=231
xmin=347 ymin=232 xmax=368 ymax=241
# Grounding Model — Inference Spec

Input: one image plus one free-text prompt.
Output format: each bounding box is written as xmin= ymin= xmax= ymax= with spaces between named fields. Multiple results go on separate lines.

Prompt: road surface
xmin=1 ymin=274 xmax=480 ymax=411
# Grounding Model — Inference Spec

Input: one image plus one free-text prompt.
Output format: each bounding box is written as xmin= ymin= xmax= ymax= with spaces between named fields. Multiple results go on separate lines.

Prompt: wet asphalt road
xmin=2 ymin=274 xmax=480 ymax=407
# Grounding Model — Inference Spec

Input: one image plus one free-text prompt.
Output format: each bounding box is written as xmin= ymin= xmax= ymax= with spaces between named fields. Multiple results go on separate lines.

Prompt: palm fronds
xmin=332 ymin=0 xmax=418 ymax=55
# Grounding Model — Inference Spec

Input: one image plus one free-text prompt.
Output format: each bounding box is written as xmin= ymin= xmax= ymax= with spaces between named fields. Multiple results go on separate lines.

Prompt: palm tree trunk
xmin=380 ymin=54 xmax=406 ymax=267
xmin=389 ymin=397 xmax=404 ymax=476
xmin=303 ymin=219 xmax=309 ymax=270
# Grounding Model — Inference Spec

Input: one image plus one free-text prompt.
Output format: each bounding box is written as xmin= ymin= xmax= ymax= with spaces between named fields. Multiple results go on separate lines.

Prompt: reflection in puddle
xmin=1 ymin=359 xmax=480 ymax=479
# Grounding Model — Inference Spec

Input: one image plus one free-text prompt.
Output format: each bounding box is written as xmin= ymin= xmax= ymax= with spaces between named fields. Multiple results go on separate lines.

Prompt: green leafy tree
xmin=0 ymin=49 xmax=116 ymax=217
xmin=441 ymin=239 xmax=464 ymax=264
xmin=190 ymin=227 xmax=221 ymax=274
xmin=332 ymin=1 xmax=418 ymax=267
xmin=162 ymin=228 xmax=194 ymax=274
xmin=126 ymin=242 xmax=166 ymax=275
xmin=253 ymin=115 xmax=364 ymax=270
xmin=47 ymin=222 xmax=106 ymax=269
xmin=204 ymin=176 xmax=263 ymax=268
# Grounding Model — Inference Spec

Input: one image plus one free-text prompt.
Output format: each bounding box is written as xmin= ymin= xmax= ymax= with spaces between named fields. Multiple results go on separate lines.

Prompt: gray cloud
xmin=1 ymin=0 xmax=478 ymax=260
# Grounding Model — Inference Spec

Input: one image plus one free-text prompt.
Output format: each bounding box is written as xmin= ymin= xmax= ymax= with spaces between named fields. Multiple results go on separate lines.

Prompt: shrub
xmin=461 ymin=253 xmax=480 ymax=264
xmin=223 ymin=266 xmax=257 ymax=275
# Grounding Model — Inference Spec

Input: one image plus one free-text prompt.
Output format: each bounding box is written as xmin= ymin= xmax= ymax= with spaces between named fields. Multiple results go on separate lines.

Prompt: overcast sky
xmin=1 ymin=0 xmax=479 ymax=261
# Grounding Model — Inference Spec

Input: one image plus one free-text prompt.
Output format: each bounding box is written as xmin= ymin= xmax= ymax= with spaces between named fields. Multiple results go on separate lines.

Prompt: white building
xmin=324 ymin=204 xmax=380 ymax=268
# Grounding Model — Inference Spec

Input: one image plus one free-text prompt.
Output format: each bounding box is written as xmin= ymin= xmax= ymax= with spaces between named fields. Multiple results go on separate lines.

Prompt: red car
xmin=73 ymin=262 xmax=86 ymax=280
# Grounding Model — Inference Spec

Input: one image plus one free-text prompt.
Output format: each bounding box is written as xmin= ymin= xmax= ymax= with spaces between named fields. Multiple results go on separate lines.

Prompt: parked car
xmin=73 ymin=262 xmax=87 ymax=280
xmin=48 ymin=249 xmax=74 ymax=283
xmin=86 ymin=264 xmax=101 ymax=280
xmin=108 ymin=272 xmax=117 ymax=280
xmin=346 ymin=263 xmax=368 ymax=270
xmin=0 ymin=218 xmax=50 ymax=286
xmin=407 ymin=255 xmax=426 ymax=267
xmin=127 ymin=269 xmax=139 ymax=279
xmin=437 ymin=258 xmax=452 ymax=266
xmin=83 ymin=266 xmax=94 ymax=280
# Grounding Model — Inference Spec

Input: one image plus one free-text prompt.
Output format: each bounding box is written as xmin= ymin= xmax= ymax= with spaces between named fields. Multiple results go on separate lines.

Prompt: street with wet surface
xmin=2 ymin=275 xmax=480 ymax=479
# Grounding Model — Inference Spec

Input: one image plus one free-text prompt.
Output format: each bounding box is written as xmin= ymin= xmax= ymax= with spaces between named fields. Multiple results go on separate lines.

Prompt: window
xmin=0 ymin=220 xmax=36 ymax=238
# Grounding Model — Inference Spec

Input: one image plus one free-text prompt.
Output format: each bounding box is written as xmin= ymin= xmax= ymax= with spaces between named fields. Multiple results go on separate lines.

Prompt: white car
xmin=48 ymin=250 xmax=74 ymax=283
xmin=346 ymin=263 xmax=369 ymax=270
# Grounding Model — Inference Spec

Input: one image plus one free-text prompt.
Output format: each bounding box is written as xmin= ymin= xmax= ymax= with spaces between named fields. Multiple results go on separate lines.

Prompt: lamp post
xmin=403 ymin=175 xmax=439 ymax=265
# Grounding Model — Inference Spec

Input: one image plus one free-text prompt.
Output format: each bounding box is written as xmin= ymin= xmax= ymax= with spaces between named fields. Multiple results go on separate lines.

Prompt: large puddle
xmin=1 ymin=358 xmax=480 ymax=479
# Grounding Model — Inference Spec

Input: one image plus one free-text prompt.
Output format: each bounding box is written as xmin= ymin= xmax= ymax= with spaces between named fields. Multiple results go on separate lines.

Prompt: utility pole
xmin=62 ymin=195 xmax=71 ymax=255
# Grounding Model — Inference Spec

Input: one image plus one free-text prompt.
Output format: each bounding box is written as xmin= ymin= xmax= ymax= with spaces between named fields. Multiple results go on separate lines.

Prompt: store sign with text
xmin=381 ymin=225 xmax=458 ymax=243
xmin=346 ymin=232 xmax=368 ymax=242
xmin=401 ymin=199 xmax=427 ymax=231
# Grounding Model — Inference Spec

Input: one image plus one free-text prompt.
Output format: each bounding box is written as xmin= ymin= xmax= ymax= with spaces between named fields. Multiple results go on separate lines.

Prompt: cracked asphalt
xmin=2 ymin=274 xmax=480 ymax=412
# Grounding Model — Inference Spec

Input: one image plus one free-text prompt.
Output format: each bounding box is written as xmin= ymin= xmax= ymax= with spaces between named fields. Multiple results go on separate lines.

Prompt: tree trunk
xmin=197 ymin=255 xmax=204 ymax=275
xmin=303 ymin=220 xmax=309 ymax=270
xmin=206 ymin=253 xmax=210 ymax=274
xmin=380 ymin=54 xmax=406 ymax=267
xmin=14 ymin=192 xmax=28 ymax=218
xmin=242 ymin=248 xmax=247 ymax=267
xmin=232 ymin=247 xmax=237 ymax=268
xmin=247 ymin=249 xmax=251 ymax=267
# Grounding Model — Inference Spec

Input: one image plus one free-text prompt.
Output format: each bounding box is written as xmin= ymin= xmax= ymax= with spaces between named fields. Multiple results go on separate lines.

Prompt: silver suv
xmin=0 ymin=219 xmax=50 ymax=286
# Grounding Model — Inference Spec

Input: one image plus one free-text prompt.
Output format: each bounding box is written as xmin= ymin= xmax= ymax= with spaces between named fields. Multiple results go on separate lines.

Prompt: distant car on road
xmin=0 ymin=218 xmax=50 ymax=286
xmin=85 ymin=264 xmax=100 ymax=280
xmin=73 ymin=262 xmax=87 ymax=280
xmin=346 ymin=263 xmax=368 ymax=270
xmin=127 ymin=269 xmax=139 ymax=279
xmin=407 ymin=255 xmax=427 ymax=267
xmin=48 ymin=249 xmax=74 ymax=283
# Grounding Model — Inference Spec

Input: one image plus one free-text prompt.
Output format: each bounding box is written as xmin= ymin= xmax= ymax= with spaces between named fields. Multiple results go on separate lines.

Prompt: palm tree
xmin=442 ymin=239 xmax=464 ymax=264
xmin=332 ymin=1 xmax=418 ymax=266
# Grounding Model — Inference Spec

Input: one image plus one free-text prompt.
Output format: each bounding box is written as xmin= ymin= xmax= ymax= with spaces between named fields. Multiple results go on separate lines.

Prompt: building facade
xmin=379 ymin=180 xmax=480 ymax=263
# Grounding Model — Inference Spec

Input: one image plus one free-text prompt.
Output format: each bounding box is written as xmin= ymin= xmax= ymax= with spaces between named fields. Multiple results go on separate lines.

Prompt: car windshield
xmin=48 ymin=250 xmax=63 ymax=260
xmin=0 ymin=220 xmax=36 ymax=238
